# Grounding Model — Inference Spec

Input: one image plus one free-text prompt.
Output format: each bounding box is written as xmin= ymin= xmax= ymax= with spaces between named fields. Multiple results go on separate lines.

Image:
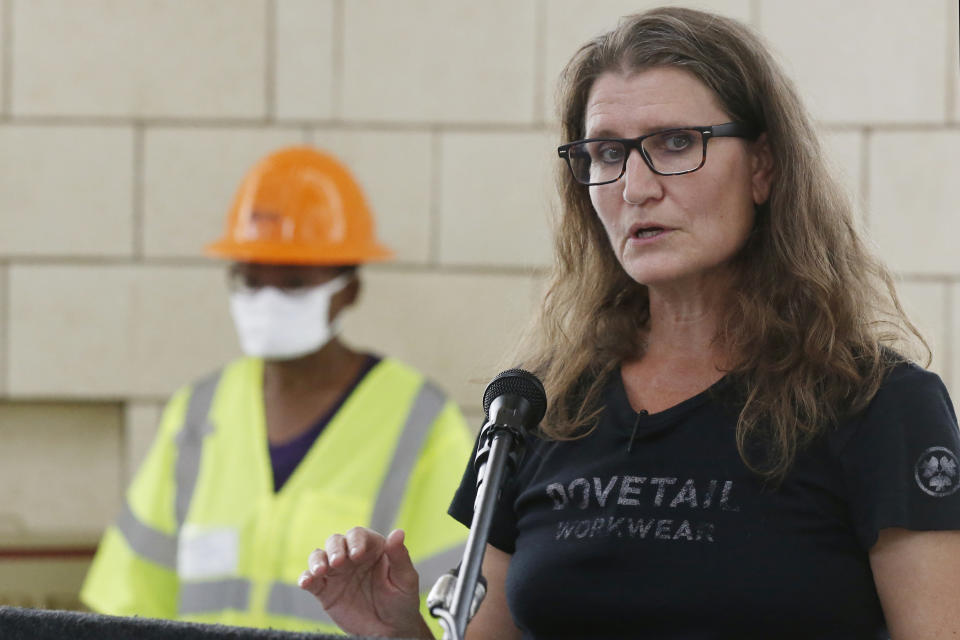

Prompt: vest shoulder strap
xmin=174 ymin=368 xmax=222 ymax=526
xmin=369 ymin=378 xmax=448 ymax=534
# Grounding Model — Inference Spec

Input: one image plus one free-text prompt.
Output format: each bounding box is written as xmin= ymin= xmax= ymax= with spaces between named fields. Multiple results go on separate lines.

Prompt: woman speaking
xmin=298 ymin=7 xmax=960 ymax=638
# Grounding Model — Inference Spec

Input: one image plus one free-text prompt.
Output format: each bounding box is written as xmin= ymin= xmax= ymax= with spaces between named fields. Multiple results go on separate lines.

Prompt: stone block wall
xmin=0 ymin=0 xmax=956 ymax=604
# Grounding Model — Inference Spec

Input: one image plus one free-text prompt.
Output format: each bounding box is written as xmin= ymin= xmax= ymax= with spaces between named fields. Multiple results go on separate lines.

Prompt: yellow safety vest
xmin=81 ymin=356 xmax=473 ymax=634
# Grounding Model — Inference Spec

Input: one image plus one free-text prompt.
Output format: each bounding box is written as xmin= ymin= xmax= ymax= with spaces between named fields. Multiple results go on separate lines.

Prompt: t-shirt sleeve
xmin=447 ymin=429 xmax=522 ymax=554
xmin=837 ymin=363 xmax=960 ymax=549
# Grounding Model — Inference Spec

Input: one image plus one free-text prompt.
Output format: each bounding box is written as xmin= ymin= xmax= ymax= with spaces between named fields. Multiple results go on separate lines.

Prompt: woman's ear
xmin=750 ymin=133 xmax=774 ymax=206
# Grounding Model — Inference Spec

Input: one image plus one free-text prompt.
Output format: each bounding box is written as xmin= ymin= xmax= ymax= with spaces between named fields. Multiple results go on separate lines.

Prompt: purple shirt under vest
xmin=268 ymin=354 xmax=381 ymax=492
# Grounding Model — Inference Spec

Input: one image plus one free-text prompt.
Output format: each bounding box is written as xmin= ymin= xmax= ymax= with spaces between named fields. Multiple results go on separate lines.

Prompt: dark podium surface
xmin=0 ymin=606 xmax=412 ymax=639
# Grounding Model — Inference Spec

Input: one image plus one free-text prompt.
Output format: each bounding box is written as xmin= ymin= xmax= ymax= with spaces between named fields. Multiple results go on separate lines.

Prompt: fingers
xmin=384 ymin=528 xmax=407 ymax=557
xmin=298 ymin=547 xmax=329 ymax=595
xmin=300 ymin=527 xmax=385 ymax=588
xmin=308 ymin=547 xmax=328 ymax=575
xmin=299 ymin=527 xmax=398 ymax=599
xmin=345 ymin=526 xmax=385 ymax=563
xmin=383 ymin=529 xmax=420 ymax=594
xmin=325 ymin=533 xmax=350 ymax=569
xmin=298 ymin=527 xmax=427 ymax=638
xmin=298 ymin=567 xmax=325 ymax=593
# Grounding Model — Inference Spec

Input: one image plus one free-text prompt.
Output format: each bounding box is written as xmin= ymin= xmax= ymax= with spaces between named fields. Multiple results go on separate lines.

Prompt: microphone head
xmin=482 ymin=368 xmax=547 ymax=428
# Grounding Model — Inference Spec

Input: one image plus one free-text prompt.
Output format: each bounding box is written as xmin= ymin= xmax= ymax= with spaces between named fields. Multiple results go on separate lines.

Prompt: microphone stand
xmin=432 ymin=399 xmax=528 ymax=640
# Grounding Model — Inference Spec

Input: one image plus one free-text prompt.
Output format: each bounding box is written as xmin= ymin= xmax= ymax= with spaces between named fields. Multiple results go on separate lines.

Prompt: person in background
xmin=298 ymin=8 xmax=960 ymax=639
xmin=81 ymin=146 xmax=472 ymax=635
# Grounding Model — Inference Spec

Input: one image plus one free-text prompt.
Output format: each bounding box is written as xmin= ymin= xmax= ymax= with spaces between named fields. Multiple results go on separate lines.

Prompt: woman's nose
xmin=622 ymin=148 xmax=663 ymax=205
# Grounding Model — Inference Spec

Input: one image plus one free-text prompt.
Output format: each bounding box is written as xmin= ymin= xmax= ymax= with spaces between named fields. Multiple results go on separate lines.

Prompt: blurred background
xmin=0 ymin=0 xmax=957 ymax=611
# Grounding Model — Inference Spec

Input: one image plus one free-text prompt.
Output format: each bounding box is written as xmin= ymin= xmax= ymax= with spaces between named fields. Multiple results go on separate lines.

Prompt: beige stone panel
xmin=275 ymin=0 xmax=336 ymax=120
xmin=542 ymin=0 xmax=752 ymax=122
xmin=896 ymin=280 xmax=947 ymax=384
xmin=0 ymin=402 xmax=122 ymax=535
xmin=0 ymin=126 xmax=133 ymax=257
xmin=124 ymin=402 xmax=163 ymax=485
xmin=143 ymin=128 xmax=303 ymax=258
xmin=760 ymin=1 xmax=946 ymax=124
xmin=341 ymin=268 xmax=540 ymax=410
xmin=953 ymin=0 xmax=960 ymax=122
xmin=87 ymin=267 xmax=239 ymax=396
xmin=341 ymin=0 xmax=536 ymax=123
xmin=8 ymin=265 xmax=239 ymax=398
xmin=12 ymin=0 xmax=266 ymax=118
xmin=819 ymin=129 xmax=864 ymax=214
xmin=309 ymin=129 xmax=432 ymax=263
xmin=0 ymin=264 xmax=6 ymax=395
xmin=439 ymin=131 xmax=557 ymax=267
xmin=0 ymin=1 xmax=6 ymax=116
xmin=868 ymin=131 xmax=960 ymax=274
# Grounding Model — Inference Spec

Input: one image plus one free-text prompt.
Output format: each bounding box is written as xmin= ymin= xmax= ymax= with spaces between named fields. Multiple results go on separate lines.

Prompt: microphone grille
xmin=482 ymin=368 xmax=547 ymax=427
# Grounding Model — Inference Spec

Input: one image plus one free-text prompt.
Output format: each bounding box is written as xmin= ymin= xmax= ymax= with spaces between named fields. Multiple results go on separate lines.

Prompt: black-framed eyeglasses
xmin=557 ymin=122 xmax=759 ymax=186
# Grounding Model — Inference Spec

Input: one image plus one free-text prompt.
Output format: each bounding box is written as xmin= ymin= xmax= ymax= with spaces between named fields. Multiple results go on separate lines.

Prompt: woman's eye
xmin=596 ymin=144 xmax=625 ymax=163
xmin=663 ymin=134 xmax=693 ymax=151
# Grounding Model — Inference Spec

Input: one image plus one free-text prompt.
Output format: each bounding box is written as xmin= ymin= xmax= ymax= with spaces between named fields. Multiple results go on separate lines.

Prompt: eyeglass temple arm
xmin=709 ymin=122 xmax=760 ymax=139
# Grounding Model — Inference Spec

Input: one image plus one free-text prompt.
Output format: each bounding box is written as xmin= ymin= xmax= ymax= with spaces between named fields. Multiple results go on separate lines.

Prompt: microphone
xmin=475 ymin=369 xmax=547 ymax=481
xmin=482 ymin=368 xmax=548 ymax=432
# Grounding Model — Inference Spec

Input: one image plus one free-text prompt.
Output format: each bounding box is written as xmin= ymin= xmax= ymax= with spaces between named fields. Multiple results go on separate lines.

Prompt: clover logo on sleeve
xmin=914 ymin=447 xmax=960 ymax=497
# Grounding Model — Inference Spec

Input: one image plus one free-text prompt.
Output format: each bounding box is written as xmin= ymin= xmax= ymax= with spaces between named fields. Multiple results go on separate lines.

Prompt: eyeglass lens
xmin=568 ymin=129 xmax=704 ymax=184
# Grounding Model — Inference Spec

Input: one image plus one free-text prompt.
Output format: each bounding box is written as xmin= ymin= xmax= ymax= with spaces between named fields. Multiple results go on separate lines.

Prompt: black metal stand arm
xmin=429 ymin=422 xmax=524 ymax=640
xmin=428 ymin=368 xmax=546 ymax=640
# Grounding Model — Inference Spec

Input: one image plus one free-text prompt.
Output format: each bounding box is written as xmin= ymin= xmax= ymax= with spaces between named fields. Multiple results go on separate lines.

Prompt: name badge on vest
xmin=178 ymin=525 xmax=240 ymax=579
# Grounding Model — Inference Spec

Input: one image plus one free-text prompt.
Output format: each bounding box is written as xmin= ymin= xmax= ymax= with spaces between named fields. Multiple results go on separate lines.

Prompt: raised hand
xmin=298 ymin=527 xmax=434 ymax=639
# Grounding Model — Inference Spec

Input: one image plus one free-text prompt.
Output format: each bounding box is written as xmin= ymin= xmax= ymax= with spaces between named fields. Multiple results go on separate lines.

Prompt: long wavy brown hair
xmin=517 ymin=7 xmax=928 ymax=482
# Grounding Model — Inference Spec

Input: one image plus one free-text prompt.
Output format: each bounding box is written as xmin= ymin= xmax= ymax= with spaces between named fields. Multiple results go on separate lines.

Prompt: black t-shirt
xmin=448 ymin=362 xmax=960 ymax=639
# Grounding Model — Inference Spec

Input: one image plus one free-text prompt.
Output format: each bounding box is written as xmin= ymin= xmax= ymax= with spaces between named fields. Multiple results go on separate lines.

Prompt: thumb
xmin=383 ymin=529 xmax=419 ymax=593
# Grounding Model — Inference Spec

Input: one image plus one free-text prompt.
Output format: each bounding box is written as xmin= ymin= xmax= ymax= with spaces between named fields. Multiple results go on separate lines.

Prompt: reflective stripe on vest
xmin=179 ymin=578 xmax=251 ymax=615
xmin=174 ymin=370 xmax=221 ymax=526
xmin=112 ymin=371 xmax=221 ymax=573
xmin=115 ymin=501 xmax=178 ymax=570
xmin=173 ymin=370 xmax=226 ymax=616
xmin=266 ymin=582 xmax=335 ymax=623
xmin=369 ymin=380 xmax=447 ymax=534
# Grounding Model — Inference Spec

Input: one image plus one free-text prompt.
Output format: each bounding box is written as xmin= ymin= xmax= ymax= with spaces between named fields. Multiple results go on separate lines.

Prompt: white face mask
xmin=229 ymin=274 xmax=352 ymax=361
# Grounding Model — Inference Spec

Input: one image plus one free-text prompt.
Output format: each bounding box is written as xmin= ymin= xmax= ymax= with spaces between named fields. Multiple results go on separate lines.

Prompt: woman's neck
xmin=642 ymin=272 xmax=731 ymax=367
xmin=620 ymin=275 xmax=734 ymax=413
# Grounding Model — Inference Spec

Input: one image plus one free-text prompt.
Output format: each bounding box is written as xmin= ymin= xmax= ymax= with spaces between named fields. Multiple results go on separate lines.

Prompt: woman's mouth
xmin=634 ymin=227 xmax=665 ymax=239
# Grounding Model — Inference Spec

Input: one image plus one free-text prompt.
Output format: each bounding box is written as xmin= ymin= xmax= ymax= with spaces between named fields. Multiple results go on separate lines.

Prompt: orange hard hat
xmin=205 ymin=146 xmax=393 ymax=265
